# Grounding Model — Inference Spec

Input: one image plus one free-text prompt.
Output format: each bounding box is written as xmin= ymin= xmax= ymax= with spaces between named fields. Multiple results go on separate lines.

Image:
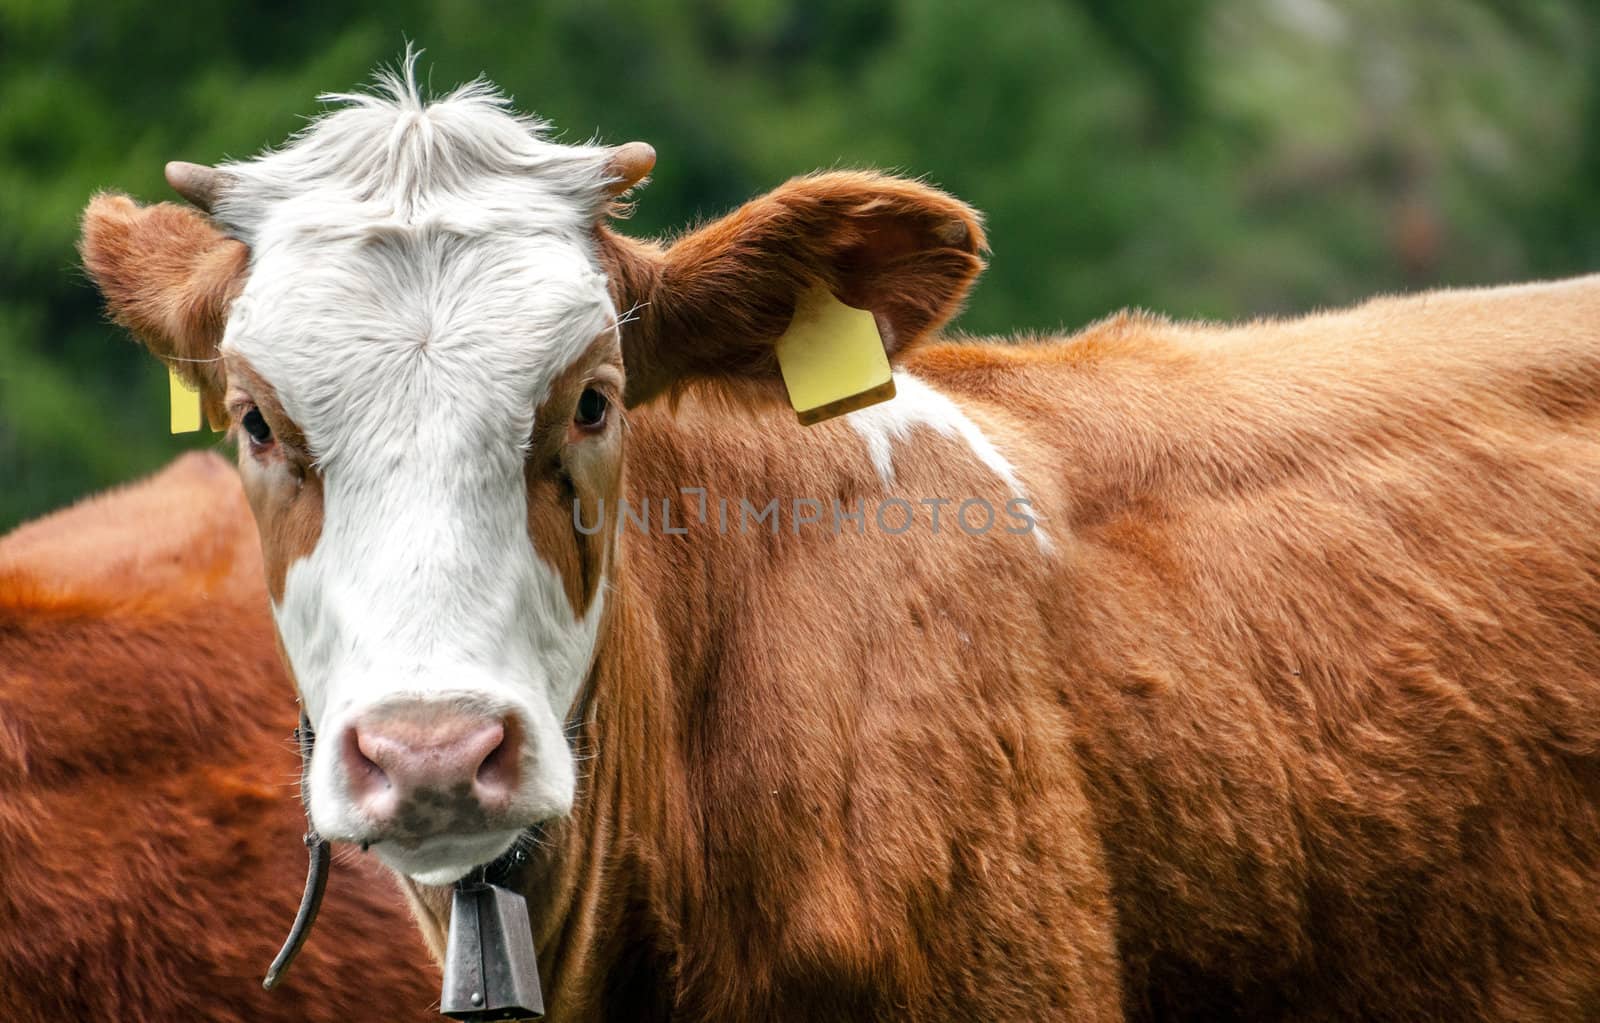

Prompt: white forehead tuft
xmin=210 ymin=56 xmax=620 ymax=469
xmin=213 ymin=54 xmax=617 ymax=239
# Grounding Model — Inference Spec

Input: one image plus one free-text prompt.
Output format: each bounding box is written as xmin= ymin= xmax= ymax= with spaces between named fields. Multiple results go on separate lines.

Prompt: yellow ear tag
xmin=168 ymin=367 xmax=202 ymax=434
xmin=774 ymin=286 xmax=896 ymax=426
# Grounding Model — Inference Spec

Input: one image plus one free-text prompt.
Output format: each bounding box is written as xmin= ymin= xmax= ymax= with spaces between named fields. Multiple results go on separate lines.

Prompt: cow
xmin=0 ymin=452 xmax=439 ymax=1021
xmin=75 ymin=61 xmax=1600 ymax=1020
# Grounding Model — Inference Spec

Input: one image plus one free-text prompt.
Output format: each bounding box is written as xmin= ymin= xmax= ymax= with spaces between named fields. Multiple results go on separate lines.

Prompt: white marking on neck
xmin=845 ymin=370 xmax=1053 ymax=553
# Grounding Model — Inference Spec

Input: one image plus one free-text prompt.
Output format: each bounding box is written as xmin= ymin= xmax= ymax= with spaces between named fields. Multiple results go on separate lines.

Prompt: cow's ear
xmin=610 ymin=171 xmax=986 ymax=406
xmin=79 ymin=194 xmax=248 ymax=423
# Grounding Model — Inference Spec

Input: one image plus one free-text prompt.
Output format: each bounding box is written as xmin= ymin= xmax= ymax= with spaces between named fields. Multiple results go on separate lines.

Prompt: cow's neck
xmin=516 ymin=395 xmax=816 ymax=1015
xmin=518 ymin=531 xmax=694 ymax=1018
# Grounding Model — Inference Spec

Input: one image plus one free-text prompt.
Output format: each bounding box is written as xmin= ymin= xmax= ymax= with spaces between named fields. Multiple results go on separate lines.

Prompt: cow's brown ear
xmin=611 ymin=171 xmax=986 ymax=406
xmin=79 ymin=194 xmax=248 ymax=423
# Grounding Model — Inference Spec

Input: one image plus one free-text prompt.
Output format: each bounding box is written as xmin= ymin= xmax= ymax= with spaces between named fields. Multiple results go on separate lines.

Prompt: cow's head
xmin=80 ymin=66 xmax=983 ymax=885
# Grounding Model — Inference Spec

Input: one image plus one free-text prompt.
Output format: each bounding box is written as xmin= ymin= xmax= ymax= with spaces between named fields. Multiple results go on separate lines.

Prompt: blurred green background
xmin=1 ymin=0 xmax=1596 ymax=531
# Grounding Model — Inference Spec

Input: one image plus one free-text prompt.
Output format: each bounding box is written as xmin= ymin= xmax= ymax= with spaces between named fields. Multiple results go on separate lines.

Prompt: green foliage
xmin=1 ymin=0 xmax=1595 ymax=529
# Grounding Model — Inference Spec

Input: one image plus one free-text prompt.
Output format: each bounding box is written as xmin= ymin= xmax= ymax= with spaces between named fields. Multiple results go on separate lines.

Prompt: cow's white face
xmin=207 ymin=78 xmax=635 ymax=884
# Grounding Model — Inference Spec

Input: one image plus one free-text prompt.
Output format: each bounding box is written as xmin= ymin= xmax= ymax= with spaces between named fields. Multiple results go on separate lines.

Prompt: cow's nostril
xmin=346 ymin=724 xmax=390 ymax=789
xmin=474 ymin=721 xmax=520 ymax=800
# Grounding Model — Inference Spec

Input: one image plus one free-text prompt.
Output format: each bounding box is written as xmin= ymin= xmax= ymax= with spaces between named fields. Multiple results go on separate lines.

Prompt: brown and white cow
xmin=0 ymin=452 xmax=439 ymax=1020
xmin=77 ymin=63 xmax=1600 ymax=1019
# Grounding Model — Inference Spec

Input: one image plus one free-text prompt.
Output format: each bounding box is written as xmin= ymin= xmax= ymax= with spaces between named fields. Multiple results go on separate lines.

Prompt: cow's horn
xmin=603 ymin=142 xmax=655 ymax=197
xmin=164 ymin=161 xmax=226 ymax=212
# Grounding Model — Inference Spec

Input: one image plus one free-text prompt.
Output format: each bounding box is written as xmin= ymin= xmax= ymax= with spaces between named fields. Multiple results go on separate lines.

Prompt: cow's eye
xmin=574 ymin=388 xmax=608 ymax=431
xmin=242 ymin=407 xmax=273 ymax=446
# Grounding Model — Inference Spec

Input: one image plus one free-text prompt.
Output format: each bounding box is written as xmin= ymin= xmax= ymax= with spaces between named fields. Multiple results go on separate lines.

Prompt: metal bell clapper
xmin=440 ymin=880 xmax=545 ymax=1021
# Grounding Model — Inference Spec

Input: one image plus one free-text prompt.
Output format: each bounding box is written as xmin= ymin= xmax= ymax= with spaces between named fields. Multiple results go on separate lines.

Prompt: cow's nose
xmin=343 ymin=707 xmax=519 ymax=825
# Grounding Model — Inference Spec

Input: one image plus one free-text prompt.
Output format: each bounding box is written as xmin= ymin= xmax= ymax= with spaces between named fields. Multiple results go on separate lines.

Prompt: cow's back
xmin=922 ymin=274 xmax=1600 ymax=1019
xmin=0 ymin=453 xmax=438 ymax=1022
